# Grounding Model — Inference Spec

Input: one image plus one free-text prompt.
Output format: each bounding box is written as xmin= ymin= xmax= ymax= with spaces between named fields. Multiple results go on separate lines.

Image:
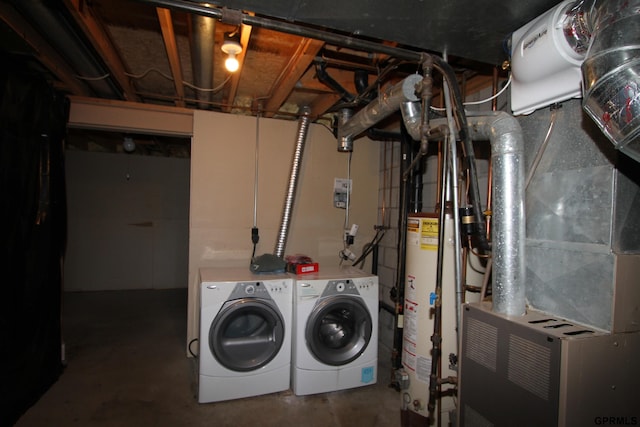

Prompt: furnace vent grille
xmin=464 ymin=404 xmax=495 ymax=427
xmin=466 ymin=317 xmax=498 ymax=371
xmin=507 ymin=334 xmax=551 ymax=401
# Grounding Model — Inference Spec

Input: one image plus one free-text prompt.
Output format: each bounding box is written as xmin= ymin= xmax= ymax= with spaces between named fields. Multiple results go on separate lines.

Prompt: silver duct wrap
xmin=429 ymin=112 xmax=527 ymax=316
xmin=473 ymin=113 xmax=526 ymax=316
xmin=274 ymin=109 xmax=311 ymax=258
xmin=338 ymin=74 xmax=421 ymax=142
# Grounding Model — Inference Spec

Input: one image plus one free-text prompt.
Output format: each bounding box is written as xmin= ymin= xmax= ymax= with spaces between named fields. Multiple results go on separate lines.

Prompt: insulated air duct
xmin=337 ymin=74 xmax=422 ymax=151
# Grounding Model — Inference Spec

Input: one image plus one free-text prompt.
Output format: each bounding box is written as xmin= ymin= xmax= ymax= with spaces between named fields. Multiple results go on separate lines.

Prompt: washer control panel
xmin=355 ymin=278 xmax=375 ymax=291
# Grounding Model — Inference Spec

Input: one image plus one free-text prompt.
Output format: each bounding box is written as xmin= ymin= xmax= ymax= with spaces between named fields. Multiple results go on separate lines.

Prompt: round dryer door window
xmin=209 ymin=299 xmax=284 ymax=371
xmin=306 ymin=296 xmax=372 ymax=366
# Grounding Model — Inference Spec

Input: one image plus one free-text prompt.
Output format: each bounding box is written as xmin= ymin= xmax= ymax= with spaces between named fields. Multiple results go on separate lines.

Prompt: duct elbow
xmin=487 ymin=112 xmax=525 ymax=156
xmin=466 ymin=111 xmax=524 ymax=154
xmin=400 ymin=101 xmax=423 ymax=141
xmin=581 ymin=0 xmax=640 ymax=163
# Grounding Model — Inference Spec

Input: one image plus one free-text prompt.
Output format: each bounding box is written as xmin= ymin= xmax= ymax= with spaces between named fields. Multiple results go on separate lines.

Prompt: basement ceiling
xmin=1 ymin=0 xmax=560 ymax=124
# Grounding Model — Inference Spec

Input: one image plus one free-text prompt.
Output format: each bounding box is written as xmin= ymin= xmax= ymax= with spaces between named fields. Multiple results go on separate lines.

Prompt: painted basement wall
xmin=64 ymin=150 xmax=190 ymax=291
xmin=186 ymin=110 xmax=380 ymax=348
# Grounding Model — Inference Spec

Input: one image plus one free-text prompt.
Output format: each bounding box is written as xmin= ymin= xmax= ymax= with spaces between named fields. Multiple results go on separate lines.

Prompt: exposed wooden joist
xmin=263 ymin=38 xmax=325 ymax=118
xmin=156 ymin=7 xmax=186 ymax=108
xmin=298 ymin=67 xmax=359 ymax=94
xmin=0 ymin=2 xmax=90 ymax=96
xmin=63 ymin=0 xmax=138 ymax=101
xmin=308 ymin=93 xmax=342 ymax=119
xmin=223 ymin=23 xmax=252 ymax=113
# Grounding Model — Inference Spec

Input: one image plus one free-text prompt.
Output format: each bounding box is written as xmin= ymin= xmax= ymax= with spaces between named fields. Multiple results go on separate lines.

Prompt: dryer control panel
xmin=226 ymin=281 xmax=277 ymax=301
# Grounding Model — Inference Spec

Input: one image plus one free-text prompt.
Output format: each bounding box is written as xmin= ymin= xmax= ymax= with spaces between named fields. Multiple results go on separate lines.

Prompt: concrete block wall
xmin=376 ymin=140 xmax=401 ymax=354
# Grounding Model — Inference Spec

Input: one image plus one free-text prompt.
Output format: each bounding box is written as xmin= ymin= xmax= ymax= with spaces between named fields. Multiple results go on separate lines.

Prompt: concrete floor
xmin=15 ymin=288 xmax=402 ymax=427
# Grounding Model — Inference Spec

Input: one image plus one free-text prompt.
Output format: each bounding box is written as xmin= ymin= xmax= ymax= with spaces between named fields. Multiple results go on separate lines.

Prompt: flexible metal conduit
xmin=274 ymin=108 xmax=311 ymax=258
xmin=430 ymin=112 xmax=526 ymax=316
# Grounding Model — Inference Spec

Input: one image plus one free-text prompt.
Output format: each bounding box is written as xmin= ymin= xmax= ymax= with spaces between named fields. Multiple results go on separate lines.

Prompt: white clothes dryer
xmin=198 ymin=268 xmax=292 ymax=403
xmin=292 ymin=266 xmax=378 ymax=396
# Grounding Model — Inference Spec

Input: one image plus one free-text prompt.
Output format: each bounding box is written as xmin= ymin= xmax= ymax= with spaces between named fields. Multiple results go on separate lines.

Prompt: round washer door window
xmin=305 ymin=296 xmax=372 ymax=366
xmin=210 ymin=299 xmax=284 ymax=371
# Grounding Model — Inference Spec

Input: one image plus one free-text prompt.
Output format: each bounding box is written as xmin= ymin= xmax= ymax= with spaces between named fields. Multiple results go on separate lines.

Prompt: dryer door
xmin=209 ymin=299 xmax=284 ymax=371
xmin=305 ymin=296 xmax=372 ymax=366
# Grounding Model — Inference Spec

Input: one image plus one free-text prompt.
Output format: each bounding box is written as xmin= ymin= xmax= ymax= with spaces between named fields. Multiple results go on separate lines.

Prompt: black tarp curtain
xmin=0 ymin=53 xmax=69 ymax=426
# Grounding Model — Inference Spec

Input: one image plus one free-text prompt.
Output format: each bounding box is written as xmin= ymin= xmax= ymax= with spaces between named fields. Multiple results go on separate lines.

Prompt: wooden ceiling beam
xmin=263 ymin=38 xmax=325 ymax=118
xmin=0 ymin=2 xmax=90 ymax=96
xmin=299 ymin=67 xmax=359 ymax=94
xmin=156 ymin=7 xmax=186 ymax=108
xmin=63 ymin=0 xmax=138 ymax=101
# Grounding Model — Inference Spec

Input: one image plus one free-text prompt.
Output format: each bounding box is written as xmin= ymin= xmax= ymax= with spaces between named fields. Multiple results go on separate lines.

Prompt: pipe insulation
xmin=274 ymin=108 xmax=311 ymax=258
xmin=400 ymin=101 xmax=422 ymax=141
xmin=337 ymin=74 xmax=422 ymax=143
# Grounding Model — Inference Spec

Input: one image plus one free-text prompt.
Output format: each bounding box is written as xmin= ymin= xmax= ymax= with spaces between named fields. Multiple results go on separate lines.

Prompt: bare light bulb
xmin=221 ymin=32 xmax=242 ymax=73
xmin=123 ymin=136 xmax=135 ymax=152
xmin=225 ymin=53 xmax=239 ymax=72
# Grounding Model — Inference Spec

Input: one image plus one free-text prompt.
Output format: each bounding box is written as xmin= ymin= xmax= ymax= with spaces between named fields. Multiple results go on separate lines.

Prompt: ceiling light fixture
xmin=221 ymin=32 xmax=242 ymax=73
xmin=123 ymin=136 xmax=136 ymax=153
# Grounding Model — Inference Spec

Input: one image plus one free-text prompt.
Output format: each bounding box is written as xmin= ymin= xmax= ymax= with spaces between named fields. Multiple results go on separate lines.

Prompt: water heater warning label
xmin=416 ymin=356 xmax=432 ymax=383
xmin=420 ymin=218 xmax=438 ymax=251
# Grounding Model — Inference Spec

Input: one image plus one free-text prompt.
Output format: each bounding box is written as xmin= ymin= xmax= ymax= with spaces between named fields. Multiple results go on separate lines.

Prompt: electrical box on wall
xmin=333 ymin=178 xmax=352 ymax=209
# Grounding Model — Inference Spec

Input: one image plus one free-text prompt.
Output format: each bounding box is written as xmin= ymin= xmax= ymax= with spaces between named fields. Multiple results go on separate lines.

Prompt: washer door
xmin=305 ymin=296 xmax=372 ymax=366
xmin=209 ymin=299 xmax=284 ymax=372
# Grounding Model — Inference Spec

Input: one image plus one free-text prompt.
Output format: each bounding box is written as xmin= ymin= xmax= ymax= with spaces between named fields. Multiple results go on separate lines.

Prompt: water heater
xmin=401 ymin=213 xmax=482 ymax=426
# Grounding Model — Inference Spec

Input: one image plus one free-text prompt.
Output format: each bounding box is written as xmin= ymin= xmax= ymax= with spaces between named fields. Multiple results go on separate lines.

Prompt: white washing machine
xmin=198 ymin=267 xmax=292 ymax=403
xmin=292 ymin=266 xmax=378 ymax=396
